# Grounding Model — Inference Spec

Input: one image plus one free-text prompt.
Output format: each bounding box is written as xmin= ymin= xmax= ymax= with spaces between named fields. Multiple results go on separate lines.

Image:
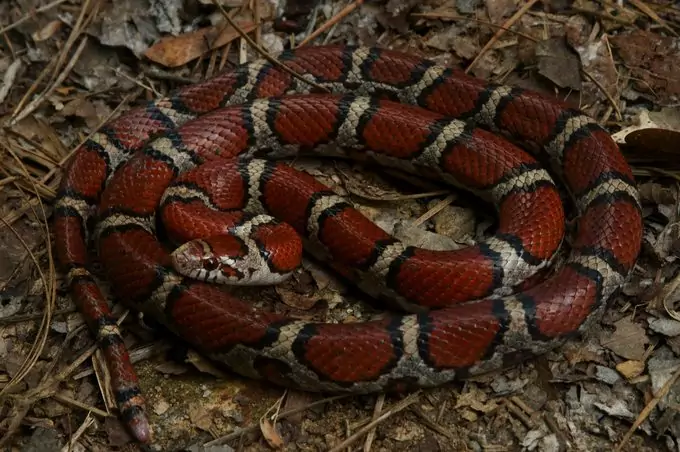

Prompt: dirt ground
xmin=1 ymin=0 xmax=680 ymax=451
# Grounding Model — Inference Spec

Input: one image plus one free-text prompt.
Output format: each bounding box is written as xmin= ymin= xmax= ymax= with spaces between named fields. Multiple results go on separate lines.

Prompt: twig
xmin=0 ymin=0 xmax=70 ymax=35
xmin=466 ymin=0 xmax=539 ymax=73
xmin=628 ymin=0 xmax=678 ymax=37
xmin=0 ymin=307 xmax=76 ymax=325
xmin=506 ymin=397 xmax=535 ymax=428
xmin=49 ymin=0 xmax=98 ymax=85
xmin=411 ymin=406 xmax=456 ymax=440
xmin=212 ymin=0 xmax=329 ymax=93
xmin=296 ymin=0 xmax=364 ymax=47
xmin=53 ymin=393 xmax=110 ymax=418
xmin=581 ymin=68 xmax=622 ymax=121
xmin=614 ymin=364 xmax=680 ymax=451
xmin=60 ymin=413 xmax=95 ymax=452
xmin=412 ymin=12 xmax=539 ymax=42
xmin=12 ymin=35 xmax=89 ymax=124
xmin=0 ymin=89 xmax=140 ymax=228
xmin=543 ymin=412 xmax=570 ymax=450
xmin=363 ymin=393 xmax=384 ymax=452
xmin=0 ymin=143 xmax=56 ymax=404
xmin=411 ymin=193 xmax=457 ymax=227
xmin=204 ymin=394 xmax=353 ymax=446
xmin=328 ymin=392 xmax=421 ymax=452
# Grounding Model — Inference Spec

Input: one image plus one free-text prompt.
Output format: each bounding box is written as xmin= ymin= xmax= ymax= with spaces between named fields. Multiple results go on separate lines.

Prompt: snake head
xmin=170 ymin=236 xmax=246 ymax=284
xmin=170 ymin=233 xmax=299 ymax=286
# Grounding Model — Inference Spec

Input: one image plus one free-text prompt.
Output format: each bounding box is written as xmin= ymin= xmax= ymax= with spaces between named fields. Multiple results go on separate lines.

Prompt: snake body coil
xmin=54 ymin=46 xmax=643 ymax=443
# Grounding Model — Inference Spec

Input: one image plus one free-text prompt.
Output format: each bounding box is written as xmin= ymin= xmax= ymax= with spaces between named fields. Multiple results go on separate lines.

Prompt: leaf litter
xmin=1 ymin=0 xmax=680 ymax=451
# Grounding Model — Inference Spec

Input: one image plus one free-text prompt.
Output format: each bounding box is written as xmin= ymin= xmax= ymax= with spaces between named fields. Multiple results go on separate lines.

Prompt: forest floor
xmin=1 ymin=0 xmax=680 ymax=451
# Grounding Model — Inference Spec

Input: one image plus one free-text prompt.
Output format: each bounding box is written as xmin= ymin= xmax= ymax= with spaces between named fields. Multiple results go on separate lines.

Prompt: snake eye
xmin=203 ymin=256 xmax=219 ymax=271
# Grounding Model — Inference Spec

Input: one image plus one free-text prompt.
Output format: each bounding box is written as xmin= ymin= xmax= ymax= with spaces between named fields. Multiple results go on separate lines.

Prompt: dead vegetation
xmin=1 ymin=0 xmax=680 ymax=451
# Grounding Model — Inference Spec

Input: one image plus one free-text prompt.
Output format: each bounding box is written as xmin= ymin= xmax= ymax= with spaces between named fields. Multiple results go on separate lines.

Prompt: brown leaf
xmin=616 ymin=360 xmax=645 ymax=380
xmin=625 ymin=128 xmax=680 ymax=158
xmin=260 ymin=417 xmax=285 ymax=449
xmin=601 ymin=317 xmax=649 ymax=360
xmin=185 ymin=349 xmax=229 ymax=378
xmin=485 ymin=0 xmax=516 ymax=23
xmin=189 ymin=404 xmax=214 ymax=432
xmin=562 ymin=343 xmax=604 ymax=366
xmin=535 ymin=37 xmax=582 ymax=91
xmin=154 ymin=361 xmax=189 ymax=375
xmin=281 ymin=390 xmax=316 ymax=423
xmin=276 ymin=286 xmax=322 ymax=310
xmin=59 ymin=98 xmax=100 ymax=129
xmin=32 ymin=20 xmax=63 ymax=42
xmin=145 ymin=20 xmax=257 ymax=68
xmin=610 ymin=30 xmax=680 ymax=103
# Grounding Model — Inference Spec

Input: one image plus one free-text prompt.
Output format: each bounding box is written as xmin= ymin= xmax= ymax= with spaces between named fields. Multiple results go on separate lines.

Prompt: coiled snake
xmin=54 ymin=45 xmax=643 ymax=443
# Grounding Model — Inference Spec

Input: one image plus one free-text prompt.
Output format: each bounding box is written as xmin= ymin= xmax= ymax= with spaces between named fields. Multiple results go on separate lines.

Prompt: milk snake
xmin=53 ymin=45 xmax=643 ymax=443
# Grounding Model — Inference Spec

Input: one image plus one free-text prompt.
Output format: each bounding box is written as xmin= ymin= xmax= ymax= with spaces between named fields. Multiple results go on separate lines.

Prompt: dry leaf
xmin=393 ymin=223 xmax=463 ymax=251
xmin=454 ymin=387 xmax=499 ymax=413
xmin=432 ymin=204 xmax=476 ymax=242
xmin=563 ymin=343 xmax=604 ymax=366
xmin=281 ymin=390 xmax=316 ymax=423
xmin=610 ymin=30 xmax=680 ymax=102
xmin=616 ymin=360 xmax=645 ymax=380
xmin=260 ymin=417 xmax=285 ymax=449
xmin=189 ymin=404 xmax=214 ymax=432
xmin=276 ymin=286 xmax=322 ymax=310
xmin=624 ymin=128 xmax=680 ymax=166
xmin=145 ymin=20 xmax=257 ymax=67
xmin=153 ymin=399 xmax=171 ymax=416
xmin=155 ymin=361 xmax=189 ymax=375
xmin=648 ymin=318 xmax=680 ymax=337
xmin=32 ymin=20 xmax=63 ymax=42
xmin=535 ymin=37 xmax=582 ymax=91
xmin=601 ymin=317 xmax=649 ymax=360
xmin=59 ymin=98 xmax=100 ymax=128
xmin=185 ymin=349 xmax=229 ymax=378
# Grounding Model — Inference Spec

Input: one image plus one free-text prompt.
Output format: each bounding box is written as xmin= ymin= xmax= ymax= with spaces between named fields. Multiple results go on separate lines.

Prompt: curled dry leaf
xmin=612 ymin=108 xmax=680 ymax=168
xmin=260 ymin=417 xmax=285 ymax=449
xmin=154 ymin=361 xmax=189 ymax=376
xmin=661 ymin=272 xmax=680 ymax=322
xmin=32 ymin=20 xmax=63 ymax=42
xmin=276 ymin=286 xmax=323 ymax=311
xmin=664 ymin=296 xmax=680 ymax=323
xmin=638 ymin=182 xmax=678 ymax=206
xmin=59 ymin=98 xmax=101 ymax=129
xmin=623 ymin=128 xmax=680 ymax=168
xmin=185 ymin=349 xmax=229 ymax=378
